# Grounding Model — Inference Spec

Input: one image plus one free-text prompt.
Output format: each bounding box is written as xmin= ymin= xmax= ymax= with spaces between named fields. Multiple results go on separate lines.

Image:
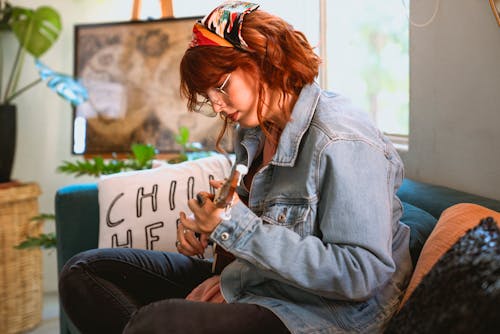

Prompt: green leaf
xmin=175 ymin=126 xmax=190 ymax=146
xmin=14 ymin=232 xmax=57 ymax=250
xmin=56 ymin=143 xmax=160 ymax=177
xmin=56 ymin=146 xmax=154 ymax=177
xmin=9 ymin=5 xmax=61 ymax=58
xmin=30 ymin=213 xmax=55 ymax=221
xmin=0 ymin=3 xmax=13 ymax=31
xmin=131 ymin=143 xmax=156 ymax=169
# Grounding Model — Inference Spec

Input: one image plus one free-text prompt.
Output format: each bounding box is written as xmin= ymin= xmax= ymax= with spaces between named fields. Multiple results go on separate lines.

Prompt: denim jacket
xmin=210 ymin=83 xmax=412 ymax=334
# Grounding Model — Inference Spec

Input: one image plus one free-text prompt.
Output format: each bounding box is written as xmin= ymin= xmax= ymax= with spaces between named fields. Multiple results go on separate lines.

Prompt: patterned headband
xmin=190 ymin=1 xmax=260 ymax=51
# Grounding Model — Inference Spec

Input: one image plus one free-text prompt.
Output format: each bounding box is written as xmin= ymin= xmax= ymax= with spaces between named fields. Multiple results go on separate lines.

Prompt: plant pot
xmin=0 ymin=104 xmax=16 ymax=183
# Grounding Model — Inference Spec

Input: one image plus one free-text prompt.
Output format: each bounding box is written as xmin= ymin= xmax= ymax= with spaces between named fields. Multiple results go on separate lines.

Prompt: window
xmin=325 ymin=0 xmax=409 ymax=135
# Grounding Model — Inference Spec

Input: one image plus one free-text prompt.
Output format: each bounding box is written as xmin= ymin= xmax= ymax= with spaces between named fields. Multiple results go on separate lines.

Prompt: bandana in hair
xmin=190 ymin=1 xmax=259 ymax=50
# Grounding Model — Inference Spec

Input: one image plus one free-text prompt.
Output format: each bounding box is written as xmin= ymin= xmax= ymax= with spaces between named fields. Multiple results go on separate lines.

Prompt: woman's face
xmin=206 ymin=67 xmax=260 ymax=128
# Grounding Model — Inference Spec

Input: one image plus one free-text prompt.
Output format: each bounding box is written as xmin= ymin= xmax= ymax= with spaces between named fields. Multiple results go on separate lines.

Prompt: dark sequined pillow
xmin=385 ymin=217 xmax=500 ymax=334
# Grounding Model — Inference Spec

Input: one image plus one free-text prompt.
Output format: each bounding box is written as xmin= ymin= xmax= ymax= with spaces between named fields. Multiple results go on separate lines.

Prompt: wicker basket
xmin=0 ymin=182 xmax=43 ymax=334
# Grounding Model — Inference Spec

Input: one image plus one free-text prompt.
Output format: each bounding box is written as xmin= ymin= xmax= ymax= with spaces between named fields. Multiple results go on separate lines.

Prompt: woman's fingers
xmin=210 ymin=179 xmax=225 ymax=189
xmin=179 ymin=211 xmax=199 ymax=232
xmin=195 ymin=191 xmax=214 ymax=207
xmin=184 ymin=201 xmax=222 ymax=234
xmin=177 ymin=182 xmax=229 ymax=256
xmin=176 ymin=220 xmax=203 ymax=256
xmin=184 ymin=228 xmax=205 ymax=255
xmin=200 ymin=233 xmax=210 ymax=249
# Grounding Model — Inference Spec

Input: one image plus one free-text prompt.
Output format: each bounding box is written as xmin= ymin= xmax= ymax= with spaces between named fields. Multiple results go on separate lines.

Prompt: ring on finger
xmin=183 ymin=228 xmax=189 ymax=234
xmin=175 ymin=240 xmax=181 ymax=248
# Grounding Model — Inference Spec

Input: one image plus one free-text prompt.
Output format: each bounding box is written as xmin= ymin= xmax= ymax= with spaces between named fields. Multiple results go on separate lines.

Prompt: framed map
xmin=73 ymin=17 xmax=231 ymax=155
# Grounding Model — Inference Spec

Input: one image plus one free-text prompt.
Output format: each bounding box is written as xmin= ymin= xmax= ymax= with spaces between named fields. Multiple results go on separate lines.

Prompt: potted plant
xmin=0 ymin=1 xmax=62 ymax=183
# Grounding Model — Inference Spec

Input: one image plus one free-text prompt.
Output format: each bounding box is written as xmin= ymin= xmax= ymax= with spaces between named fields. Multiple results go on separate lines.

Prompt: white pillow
xmin=97 ymin=155 xmax=232 ymax=253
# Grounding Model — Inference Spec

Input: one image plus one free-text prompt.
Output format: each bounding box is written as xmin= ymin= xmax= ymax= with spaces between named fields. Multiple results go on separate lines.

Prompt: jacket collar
xmin=272 ymin=82 xmax=321 ymax=166
xmin=237 ymin=82 xmax=321 ymax=168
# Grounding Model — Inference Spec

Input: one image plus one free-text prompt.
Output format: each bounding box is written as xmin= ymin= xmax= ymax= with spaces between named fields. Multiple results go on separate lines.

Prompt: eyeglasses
xmin=194 ymin=73 xmax=231 ymax=117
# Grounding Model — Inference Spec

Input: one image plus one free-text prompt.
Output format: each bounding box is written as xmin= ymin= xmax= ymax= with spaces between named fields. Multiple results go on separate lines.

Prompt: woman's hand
xmin=179 ymin=179 xmax=240 ymax=236
xmin=175 ymin=221 xmax=209 ymax=258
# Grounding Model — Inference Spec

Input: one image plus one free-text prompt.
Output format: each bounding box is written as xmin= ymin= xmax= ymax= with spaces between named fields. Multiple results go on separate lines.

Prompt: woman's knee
xmin=61 ymin=249 xmax=99 ymax=279
xmin=59 ymin=248 xmax=116 ymax=294
xmin=59 ymin=250 xmax=90 ymax=297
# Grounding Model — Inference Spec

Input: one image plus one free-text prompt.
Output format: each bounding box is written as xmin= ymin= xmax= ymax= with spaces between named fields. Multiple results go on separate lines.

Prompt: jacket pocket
xmin=261 ymin=202 xmax=310 ymax=228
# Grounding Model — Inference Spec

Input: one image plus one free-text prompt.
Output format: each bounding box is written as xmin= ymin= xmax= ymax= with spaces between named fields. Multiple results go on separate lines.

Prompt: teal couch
xmin=55 ymin=178 xmax=500 ymax=334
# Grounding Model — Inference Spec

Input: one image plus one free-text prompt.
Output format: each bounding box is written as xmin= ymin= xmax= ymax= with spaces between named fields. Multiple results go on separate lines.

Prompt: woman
xmin=59 ymin=2 xmax=412 ymax=333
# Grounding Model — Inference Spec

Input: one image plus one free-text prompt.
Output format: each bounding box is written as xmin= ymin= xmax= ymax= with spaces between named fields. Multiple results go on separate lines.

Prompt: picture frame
xmin=72 ymin=17 xmax=231 ymax=155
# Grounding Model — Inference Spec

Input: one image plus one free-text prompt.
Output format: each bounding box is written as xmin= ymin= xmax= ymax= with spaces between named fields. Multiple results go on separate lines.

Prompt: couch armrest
xmin=397 ymin=179 xmax=500 ymax=219
xmin=55 ymin=183 xmax=99 ymax=274
xmin=55 ymin=184 xmax=99 ymax=334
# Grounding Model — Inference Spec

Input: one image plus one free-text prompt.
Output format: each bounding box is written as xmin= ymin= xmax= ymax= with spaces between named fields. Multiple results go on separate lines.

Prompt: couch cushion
xmin=400 ymin=202 xmax=437 ymax=267
xmin=400 ymin=203 xmax=500 ymax=307
xmin=397 ymin=179 xmax=500 ymax=219
xmin=385 ymin=214 xmax=500 ymax=334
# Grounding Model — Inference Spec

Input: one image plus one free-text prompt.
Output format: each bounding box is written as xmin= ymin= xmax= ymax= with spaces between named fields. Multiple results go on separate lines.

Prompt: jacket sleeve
xmin=211 ymin=140 xmax=398 ymax=301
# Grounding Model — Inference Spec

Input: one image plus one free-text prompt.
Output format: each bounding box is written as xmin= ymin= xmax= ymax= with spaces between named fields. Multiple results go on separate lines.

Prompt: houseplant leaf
xmin=14 ymin=232 xmax=57 ymax=250
xmin=175 ymin=126 xmax=190 ymax=146
xmin=129 ymin=143 xmax=156 ymax=169
xmin=35 ymin=60 xmax=88 ymax=106
xmin=0 ymin=2 xmax=13 ymax=31
xmin=10 ymin=6 xmax=61 ymax=57
xmin=30 ymin=213 xmax=55 ymax=221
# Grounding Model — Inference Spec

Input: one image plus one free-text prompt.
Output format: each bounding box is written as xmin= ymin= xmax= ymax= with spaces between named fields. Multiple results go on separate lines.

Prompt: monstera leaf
xmin=9 ymin=5 xmax=61 ymax=57
xmin=0 ymin=2 xmax=13 ymax=31
xmin=35 ymin=60 xmax=88 ymax=106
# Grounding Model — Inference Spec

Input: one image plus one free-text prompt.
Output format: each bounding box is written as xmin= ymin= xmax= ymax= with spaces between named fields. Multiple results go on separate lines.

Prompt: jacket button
xmin=221 ymin=232 xmax=230 ymax=241
xmin=278 ymin=213 xmax=286 ymax=223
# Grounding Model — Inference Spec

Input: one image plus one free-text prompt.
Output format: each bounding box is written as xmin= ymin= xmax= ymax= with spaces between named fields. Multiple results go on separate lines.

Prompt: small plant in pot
xmin=0 ymin=1 xmax=62 ymax=183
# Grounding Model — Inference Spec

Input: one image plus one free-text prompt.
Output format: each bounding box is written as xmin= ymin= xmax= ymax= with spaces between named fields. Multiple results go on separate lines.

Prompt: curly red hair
xmin=180 ymin=9 xmax=321 ymax=151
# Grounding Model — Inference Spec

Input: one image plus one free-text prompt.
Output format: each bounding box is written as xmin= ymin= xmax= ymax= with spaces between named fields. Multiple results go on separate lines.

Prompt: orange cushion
xmin=400 ymin=203 xmax=500 ymax=307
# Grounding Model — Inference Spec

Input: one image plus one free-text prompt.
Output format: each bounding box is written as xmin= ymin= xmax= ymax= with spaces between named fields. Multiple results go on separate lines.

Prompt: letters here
xmin=105 ymin=176 xmax=214 ymax=251
xmin=97 ymin=154 xmax=230 ymax=253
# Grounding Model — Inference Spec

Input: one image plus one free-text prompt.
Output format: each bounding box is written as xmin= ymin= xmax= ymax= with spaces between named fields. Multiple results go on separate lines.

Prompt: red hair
xmin=180 ymin=9 xmax=321 ymax=151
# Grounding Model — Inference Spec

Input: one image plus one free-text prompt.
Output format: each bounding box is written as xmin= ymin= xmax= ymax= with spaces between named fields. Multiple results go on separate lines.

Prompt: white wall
xmin=4 ymin=0 xmax=319 ymax=293
xmin=407 ymin=0 xmax=500 ymax=200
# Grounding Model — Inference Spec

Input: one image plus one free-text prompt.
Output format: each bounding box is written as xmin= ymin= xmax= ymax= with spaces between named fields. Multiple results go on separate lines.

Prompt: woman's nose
xmin=211 ymin=100 xmax=224 ymax=113
xmin=207 ymin=89 xmax=227 ymax=113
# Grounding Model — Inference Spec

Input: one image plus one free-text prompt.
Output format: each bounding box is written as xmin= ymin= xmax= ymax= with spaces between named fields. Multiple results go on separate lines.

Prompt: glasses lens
xmin=194 ymin=96 xmax=217 ymax=117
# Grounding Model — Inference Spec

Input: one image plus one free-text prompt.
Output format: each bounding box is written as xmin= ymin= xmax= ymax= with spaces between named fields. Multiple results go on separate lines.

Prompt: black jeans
xmin=59 ymin=248 xmax=289 ymax=334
